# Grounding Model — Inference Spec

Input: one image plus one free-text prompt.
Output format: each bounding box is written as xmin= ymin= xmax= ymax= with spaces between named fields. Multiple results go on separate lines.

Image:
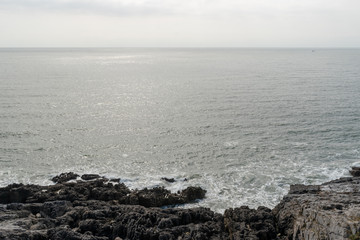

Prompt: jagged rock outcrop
xmin=0 ymin=174 xmax=205 ymax=208
xmin=0 ymin=200 xmax=225 ymax=240
xmin=1 ymin=168 xmax=360 ymax=240
xmin=273 ymin=167 xmax=360 ymax=239
xmin=51 ymin=172 xmax=79 ymax=184
xmin=224 ymin=206 xmax=276 ymax=240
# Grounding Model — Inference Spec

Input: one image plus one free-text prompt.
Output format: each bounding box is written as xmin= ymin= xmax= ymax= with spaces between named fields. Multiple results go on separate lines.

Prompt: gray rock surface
xmin=273 ymin=169 xmax=360 ymax=239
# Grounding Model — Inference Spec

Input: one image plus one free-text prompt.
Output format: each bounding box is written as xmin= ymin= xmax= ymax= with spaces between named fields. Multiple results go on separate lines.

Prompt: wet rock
xmin=110 ymin=178 xmax=121 ymax=183
xmin=161 ymin=177 xmax=176 ymax=183
xmin=131 ymin=186 xmax=206 ymax=208
xmin=81 ymin=174 xmax=103 ymax=181
xmin=51 ymin=172 xmax=79 ymax=183
xmin=0 ymin=179 xmax=207 ymax=209
xmin=350 ymin=166 xmax=360 ymax=177
xmin=180 ymin=186 xmax=206 ymax=202
xmin=0 ymin=174 xmax=213 ymax=240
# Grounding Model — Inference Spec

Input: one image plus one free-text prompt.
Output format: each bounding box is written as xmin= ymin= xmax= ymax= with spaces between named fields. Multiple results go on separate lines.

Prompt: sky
xmin=0 ymin=0 xmax=359 ymax=48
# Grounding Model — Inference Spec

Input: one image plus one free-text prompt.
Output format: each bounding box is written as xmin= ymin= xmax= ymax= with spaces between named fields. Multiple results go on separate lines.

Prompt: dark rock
xmin=0 ymin=183 xmax=36 ymax=203
xmin=161 ymin=177 xmax=176 ymax=183
xmin=131 ymin=186 xmax=206 ymax=208
xmin=110 ymin=178 xmax=121 ymax=182
xmin=78 ymin=219 xmax=101 ymax=233
xmin=81 ymin=174 xmax=102 ymax=181
xmin=0 ymin=179 xmax=207 ymax=209
xmin=224 ymin=206 xmax=276 ymax=240
xmin=1 ymin=197 xmax=224 ymax=239
xmin=0 ymin=173 xmax=214 ymax=240
xmin=1 ymin=171 xmax=360 ymax=239
xmin=41 ymin=201 xmax=72 ymax=218
xmin=112 ymin=205 xmax=224 ymax=240
xmin=51 ymin=172 xmax=79 ymax=183
xmin=350 ymin=166 xmax=360 ymax=177
xmin=180 ymin=186 xmax=206 ymax=202
xmin=49 ymin=228 xmax=108 ymax=240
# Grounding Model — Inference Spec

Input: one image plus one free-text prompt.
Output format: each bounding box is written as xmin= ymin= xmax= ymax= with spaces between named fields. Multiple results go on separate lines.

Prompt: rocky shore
xmin=1 ymin=168 xmax=360 ymax=240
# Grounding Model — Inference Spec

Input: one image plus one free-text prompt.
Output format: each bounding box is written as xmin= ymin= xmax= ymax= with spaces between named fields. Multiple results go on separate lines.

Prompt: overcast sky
xmin=1 ymin=0 xmax=359 ymax=47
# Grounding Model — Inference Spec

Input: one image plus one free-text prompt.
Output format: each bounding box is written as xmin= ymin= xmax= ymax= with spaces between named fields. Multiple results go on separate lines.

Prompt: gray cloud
xmin=1 ymin=0 xmax=359 ymax=47
xmin=3 ymin=0 xmax=357 ymax=17
xmin=0 ymin=0 xmax=173 ymax=16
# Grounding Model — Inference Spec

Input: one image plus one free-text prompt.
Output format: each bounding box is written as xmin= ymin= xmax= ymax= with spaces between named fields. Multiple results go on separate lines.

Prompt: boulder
xmin=51 ymin=172 xmax=79 ymax=183
xmin=350 ymin=167 xmax=360 ymax=177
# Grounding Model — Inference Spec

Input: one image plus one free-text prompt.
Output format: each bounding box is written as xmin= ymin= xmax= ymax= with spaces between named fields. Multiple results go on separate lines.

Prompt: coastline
xmin=1 ymin=168 xmax=360 ymax=240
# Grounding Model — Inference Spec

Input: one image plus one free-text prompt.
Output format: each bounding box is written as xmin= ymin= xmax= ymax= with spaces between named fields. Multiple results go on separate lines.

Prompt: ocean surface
xmin=1 ymin=48 xmax=359 ymax=213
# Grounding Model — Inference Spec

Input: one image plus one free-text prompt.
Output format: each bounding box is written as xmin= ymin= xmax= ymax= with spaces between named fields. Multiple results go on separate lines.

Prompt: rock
xmin=0 ymin=200 xmax=225 ymax=239
xmin=0 ymin=179 xmax=207 ymax=209
xmin=224 ymin=206 xmax=276 ymax=240
xmin=288 ymin=184 xmax=320 ymax=194
xmin=180 ymin=186 xmax=206 ymax=202
xmin=132 ymin=186 xmax=206 ymax=208
xmin=41 ymin=201 xmax=72 ymax=218
xmin=1 ymin=171 xmax=360 ymax=239
xmin=51 ymin=172 xmax=79 ymax=183
xmin=110 ymin=178 xmax=121 ymax=182
xmin=350 ymin=166 xmax=360 ymax=177
xmin=161 ymin=177 xmax=176 ymax=183
xmin=273 ymin=177 xmax=360 ymax=239
xmin=81 ymin=174 xmax=103 ymax=181
xmin=112 ymin=205 xmax=225 ymax=240
xmin=49 ymin=227 xmax=108 ymax=240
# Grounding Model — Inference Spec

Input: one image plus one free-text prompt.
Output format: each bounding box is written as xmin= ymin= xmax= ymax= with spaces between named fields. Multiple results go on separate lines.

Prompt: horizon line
xmin=0 ymin=46 xmax=359 ymax=49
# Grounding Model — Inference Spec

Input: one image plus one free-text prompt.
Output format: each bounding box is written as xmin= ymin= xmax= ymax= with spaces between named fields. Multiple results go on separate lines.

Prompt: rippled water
xmin=1 ymin=48 xmax=360 ymax=212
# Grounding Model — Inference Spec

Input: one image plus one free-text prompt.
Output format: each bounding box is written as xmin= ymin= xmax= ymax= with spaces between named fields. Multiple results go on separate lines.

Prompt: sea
xmin=1 ymin=48 xmax=359 ymax=213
